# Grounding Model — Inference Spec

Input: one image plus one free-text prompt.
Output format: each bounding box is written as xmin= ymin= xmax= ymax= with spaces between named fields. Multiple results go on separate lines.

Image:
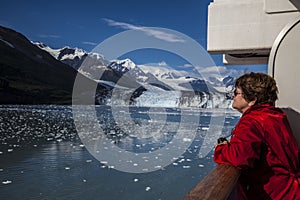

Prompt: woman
xmin=214 ymin=72 xmax=300 ymax=199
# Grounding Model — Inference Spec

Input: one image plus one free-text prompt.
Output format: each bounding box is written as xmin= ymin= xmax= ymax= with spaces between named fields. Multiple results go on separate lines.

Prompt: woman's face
xmin=232 ymin=87 xmax=253 ymax=113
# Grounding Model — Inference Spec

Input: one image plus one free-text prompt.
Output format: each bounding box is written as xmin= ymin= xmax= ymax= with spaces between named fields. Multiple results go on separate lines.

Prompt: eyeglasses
xmin=233 ymin=89 xmax=243 ymax=96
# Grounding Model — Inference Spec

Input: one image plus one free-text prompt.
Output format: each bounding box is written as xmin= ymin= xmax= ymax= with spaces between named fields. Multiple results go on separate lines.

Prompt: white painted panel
xmin=269 ymin=17 xmax=300 ymax=112
xmin=208 ymin=0 xmax=300 ymax=59
xmin=265 ymin=0 xmax=299 ymax=13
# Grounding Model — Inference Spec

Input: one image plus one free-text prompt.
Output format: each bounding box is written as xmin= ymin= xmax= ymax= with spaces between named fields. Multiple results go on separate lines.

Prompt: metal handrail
xmin=183 ymin=164 xmax=240 ymax=200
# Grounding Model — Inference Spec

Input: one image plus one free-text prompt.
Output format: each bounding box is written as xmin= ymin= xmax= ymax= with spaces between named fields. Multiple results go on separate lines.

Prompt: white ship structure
xmin=207 ymin=0 xmax=300 ymax=144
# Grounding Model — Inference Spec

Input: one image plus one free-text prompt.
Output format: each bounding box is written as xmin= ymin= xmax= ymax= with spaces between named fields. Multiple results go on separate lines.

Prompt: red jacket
xmin=214 ymin=104 xmax=300 ymax=200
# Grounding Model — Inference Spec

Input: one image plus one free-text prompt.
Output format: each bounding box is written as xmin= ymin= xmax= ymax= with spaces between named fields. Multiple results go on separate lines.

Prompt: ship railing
xmin=183 ymin=164 xmax=240 ymax=200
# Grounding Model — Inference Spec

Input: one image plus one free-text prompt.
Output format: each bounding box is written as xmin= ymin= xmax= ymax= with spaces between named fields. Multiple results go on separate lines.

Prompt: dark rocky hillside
xmin=0 ymin=25 xmax=100 ymax=104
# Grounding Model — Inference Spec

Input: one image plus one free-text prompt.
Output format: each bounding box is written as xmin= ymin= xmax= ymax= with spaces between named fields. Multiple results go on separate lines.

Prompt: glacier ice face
xmin=36 ymin=44 xmax=235 ymax=109
xmin=134 ymin=90 xmax=232 ymax=109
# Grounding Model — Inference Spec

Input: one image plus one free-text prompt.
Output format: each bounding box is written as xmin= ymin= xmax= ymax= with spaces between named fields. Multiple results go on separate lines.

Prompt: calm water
xmin=0 ymin=105 xmax=239 ymax=200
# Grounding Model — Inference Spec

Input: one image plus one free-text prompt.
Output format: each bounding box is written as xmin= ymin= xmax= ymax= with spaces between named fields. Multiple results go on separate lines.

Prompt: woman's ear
xmin=248 ymin=98 xmax=257 ymax=106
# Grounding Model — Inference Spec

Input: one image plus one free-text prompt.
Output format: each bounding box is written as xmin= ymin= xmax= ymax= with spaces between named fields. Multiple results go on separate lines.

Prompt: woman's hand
xmin=216 ymin=137 xmax=229 ymax=146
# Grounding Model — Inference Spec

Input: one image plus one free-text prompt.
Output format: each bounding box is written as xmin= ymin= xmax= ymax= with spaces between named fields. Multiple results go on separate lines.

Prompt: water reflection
xmin=0 ymin=105 xmax=239 ymax=200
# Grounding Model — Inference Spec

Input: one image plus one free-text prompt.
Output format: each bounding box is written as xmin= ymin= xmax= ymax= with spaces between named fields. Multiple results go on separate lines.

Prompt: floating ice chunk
xmin=183 ymin=138 xmax=191 ymax=142
xmin=201 ymin=127 xmax=209 ymax=131
xmin=145 ymin=186 xmax=151 ymax=191
xmin=2 ymin=180 xmax=12 ymax=185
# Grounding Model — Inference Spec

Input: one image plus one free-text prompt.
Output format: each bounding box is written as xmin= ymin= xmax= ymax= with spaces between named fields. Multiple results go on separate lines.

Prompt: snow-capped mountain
xmin=137 ymin=64 xmax=234 ymax=108
xmin=35 ymin=44 xmax=174 ymax=91
xmin=34 ymin=42 xmax=108 ymax=70
xmin=109 ymin=59 xmax=136 ymax=72
xmin=0 ymin=26 xmax=103 ymax=104
xmin=222 ymin=75 xmax=235 ymax=88
xmin=35 ymin=43 xmax=235 ymax=108
xmin=139 ymin=63 xmax=190 ymax=79
xmin=108 ymin=59 xmax=173 ymax=90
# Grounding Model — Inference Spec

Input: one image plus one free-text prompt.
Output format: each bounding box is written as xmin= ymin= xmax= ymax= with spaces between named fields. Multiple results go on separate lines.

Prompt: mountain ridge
xmin=37 ymin=43 xmax=234 ymax=108
xmin=0 ymin=25 xmax=234 ymax=107
xmin=0 ymin=25 xmax=101 ymax=104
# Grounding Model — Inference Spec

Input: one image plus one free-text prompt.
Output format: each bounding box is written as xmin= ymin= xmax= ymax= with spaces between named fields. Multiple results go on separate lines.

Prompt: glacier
xmin=35 ymin=43 xmax=235 ymax=109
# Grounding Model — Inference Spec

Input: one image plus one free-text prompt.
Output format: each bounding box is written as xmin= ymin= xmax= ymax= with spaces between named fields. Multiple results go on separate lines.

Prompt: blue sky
xmin=0 ymin=0 xmax=266 ymax=75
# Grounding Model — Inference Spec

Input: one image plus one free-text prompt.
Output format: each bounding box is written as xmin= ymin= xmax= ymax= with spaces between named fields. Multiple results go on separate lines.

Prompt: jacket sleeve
xmin=214 ymin=116 xmax=264 ymax=170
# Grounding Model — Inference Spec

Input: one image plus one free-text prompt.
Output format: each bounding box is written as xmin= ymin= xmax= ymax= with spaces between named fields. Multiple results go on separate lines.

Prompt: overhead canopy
xmin=207 ymin=0 xmax=300 ymax=65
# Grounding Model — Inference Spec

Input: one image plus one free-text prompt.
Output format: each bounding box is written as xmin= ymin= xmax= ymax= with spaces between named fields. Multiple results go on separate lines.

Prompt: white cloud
xmin=82 ymin=41 xmax=98 ymax=46
xmin=183 ymin=64 xmax=193 ymax=68
xmin=197 ymin=66 xmax=227 ymax=74
xmin=176 ymin=64 xmax=194 ymax=70
xmin=102 ymin=18 xmax=185 ymax=43
xmin=195 ymin=65 xmax=245 ymax=78
xmin=38 ymin=34 xmax=60 ymax=39
xmin=158 ymin=61 xmax=167 ymax=66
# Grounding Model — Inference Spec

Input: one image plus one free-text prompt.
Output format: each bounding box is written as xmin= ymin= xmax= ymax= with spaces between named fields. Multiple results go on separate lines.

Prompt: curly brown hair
xmin=235 ymin=72 xmax=278 ymax=106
